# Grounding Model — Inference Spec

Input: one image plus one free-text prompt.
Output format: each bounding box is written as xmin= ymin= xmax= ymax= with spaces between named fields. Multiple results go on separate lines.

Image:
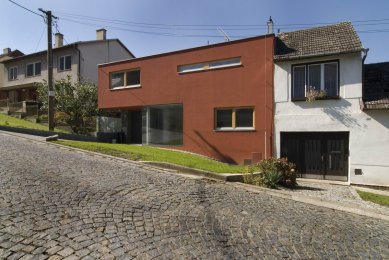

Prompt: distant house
xmin=0 ymin=48 xmax=24 ymax=100
xmin=273 ymin=22 xmax=389 ymax=186
xmin=0 ymin=29 xmax=134 ymax=115
xmin=98 ymin=35 xmax=274 ymax=164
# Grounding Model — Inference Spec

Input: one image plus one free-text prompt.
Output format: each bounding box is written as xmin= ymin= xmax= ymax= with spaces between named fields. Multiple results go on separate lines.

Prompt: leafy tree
xmin=36 ymin=76 xmax=98 ymax=134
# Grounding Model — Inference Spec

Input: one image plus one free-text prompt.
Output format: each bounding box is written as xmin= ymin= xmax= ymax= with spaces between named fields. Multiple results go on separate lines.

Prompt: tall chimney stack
xmin=267 ymin=16 xmax=274 ymax=34
xmin=96 ymin=29 xmax=107 ymax=41
xmin=55 ymin=33 xmax=63 ymax=48
xmin=3 ymin=48 xmax=11 ymax=55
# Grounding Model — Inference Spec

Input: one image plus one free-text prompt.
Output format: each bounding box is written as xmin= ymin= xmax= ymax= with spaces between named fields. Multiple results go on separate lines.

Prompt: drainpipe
xmin=361 ymin=48 xmax=369 ymax=106
xmin=74 ymin=43 xmax=81 ymax=80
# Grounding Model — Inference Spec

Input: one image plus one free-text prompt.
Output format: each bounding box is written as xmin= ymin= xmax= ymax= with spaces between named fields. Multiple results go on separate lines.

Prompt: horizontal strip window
xmin=110 ymin=69 xmax=141 ymax=89
xmin=178 ymin=57 xmax=241 ymax=73
xmin=215 ymin=107 xmax=255 ymax=131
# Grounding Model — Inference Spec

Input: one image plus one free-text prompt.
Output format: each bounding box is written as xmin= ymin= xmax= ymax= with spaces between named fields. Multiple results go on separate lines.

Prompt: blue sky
xmin=1 ymin=0 xmax=389 ymax=63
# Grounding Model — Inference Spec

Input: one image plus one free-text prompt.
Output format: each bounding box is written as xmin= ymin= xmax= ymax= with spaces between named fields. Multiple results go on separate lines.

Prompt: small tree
xmin=36 ymin=76 xmax=98 ymax=134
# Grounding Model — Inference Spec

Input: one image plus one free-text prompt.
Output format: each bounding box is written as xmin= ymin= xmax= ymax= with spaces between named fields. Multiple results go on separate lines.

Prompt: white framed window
xmin=292 ymin=61 xmax=339 ymax=100
xmin=178 ymin=57 xmax=241 ymax=73
xmin=8 ymin=66 xmax=18 ymax=80
xmin=110 ymin=69 xmax=141 ymax=89
xmin=59 ymin=55 xmax=71 ymax=71
xmin=215 ymin=107 xmax=255 ymax=131
xmin=26 ymin=62 xmax=41 ymax=77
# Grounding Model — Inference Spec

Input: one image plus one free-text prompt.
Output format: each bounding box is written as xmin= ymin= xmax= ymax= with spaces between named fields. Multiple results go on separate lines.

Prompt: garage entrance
xmin=281 ymin=132 xmax=349 ymax=181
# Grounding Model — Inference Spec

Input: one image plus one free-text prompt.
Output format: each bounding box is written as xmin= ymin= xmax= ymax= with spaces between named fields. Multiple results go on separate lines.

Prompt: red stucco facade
xmin=98 ymin=35 xmax=274 ymax=164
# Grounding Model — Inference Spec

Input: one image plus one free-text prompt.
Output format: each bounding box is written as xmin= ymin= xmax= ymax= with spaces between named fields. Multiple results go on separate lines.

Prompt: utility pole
xmin=39 ymin=8 xmax=57 ymax=131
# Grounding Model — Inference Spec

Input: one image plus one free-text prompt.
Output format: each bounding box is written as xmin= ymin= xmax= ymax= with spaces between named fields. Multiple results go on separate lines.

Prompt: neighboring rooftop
xmin=362 ymin=62 xmax=389 ymax=110
xmin=1 ymin=29 xmax=134 ymax=64
xmin=274 ymin=22 xmax=363 ymax=61
xmin=0 ymin=48 xmax=24 ymax=61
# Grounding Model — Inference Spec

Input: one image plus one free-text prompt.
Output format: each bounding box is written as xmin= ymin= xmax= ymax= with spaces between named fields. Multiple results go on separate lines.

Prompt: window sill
xmin=58 ymin=69 xmax=72 ymax=72
xmin=25 ymin=74 xmax=41 ymax=78
xmin=110 ymin=84 xmax=141 ymax=91
xmin=292 ymin=96 xmax=340 ymax=102
xmin=215 ymin=128 xmax=255 ymax=132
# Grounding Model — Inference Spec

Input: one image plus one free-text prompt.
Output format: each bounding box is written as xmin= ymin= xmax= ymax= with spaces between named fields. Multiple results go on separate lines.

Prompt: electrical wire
xmin=7 ymin=0 xmax=44 ymax=18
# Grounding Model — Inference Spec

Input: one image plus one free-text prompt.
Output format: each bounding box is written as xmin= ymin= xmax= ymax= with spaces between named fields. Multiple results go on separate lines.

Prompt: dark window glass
xmin=216 ymin=109 xmax=233 ymax=128
xmin=65 ymin=56 xmax=71 ymax=70
xmin=324 ymin=63 xmax=338 ymax=96
xmin=293 ymin=66 xmax=305 ymax=98
xmin=308 ymin=64 xmax=321 ymax=90
xmin=111 ymin=72 xmax=124 ymax=88
xmin=26 ymin=64 xmax=34 ymax=77
xmin=236 ymin=109 xmax=253 ymax=127
xmin=59 ymin=57 xmax=65 ymax=70
xmin=35 ymin=62 xmax=41 ymax=75
xmin=126 ymin=70 xmax=140 ymax=86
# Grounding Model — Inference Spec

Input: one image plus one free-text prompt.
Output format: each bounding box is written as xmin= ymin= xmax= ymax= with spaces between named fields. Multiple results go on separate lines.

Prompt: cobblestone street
xmin=0 ymin=132 xmax=388 ymax=259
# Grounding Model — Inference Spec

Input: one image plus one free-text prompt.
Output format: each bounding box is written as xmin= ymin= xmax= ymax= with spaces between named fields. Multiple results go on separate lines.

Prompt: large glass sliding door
xmin=142 ymin=104 xmax=183 ymax=145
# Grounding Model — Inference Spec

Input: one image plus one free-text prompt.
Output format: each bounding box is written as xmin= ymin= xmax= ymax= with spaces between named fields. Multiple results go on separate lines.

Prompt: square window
xmin=59 ymin=56 xmax=72 ymax=71
xmin=111 ymin=72 xmax=124 ymax=88
xmin=236 ymin=108 xmax=254 ymax=128
xmin=126 ymin=70 xmax=140 ymax=86
xmin=216 ymin=109 xmax=233 ymax=128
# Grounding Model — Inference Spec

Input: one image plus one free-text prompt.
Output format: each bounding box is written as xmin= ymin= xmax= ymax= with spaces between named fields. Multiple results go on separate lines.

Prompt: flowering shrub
xmin=306 ymin=86 xmax=327 ymax=102
xmin=244 ymin=157 xmax=297 ymax=188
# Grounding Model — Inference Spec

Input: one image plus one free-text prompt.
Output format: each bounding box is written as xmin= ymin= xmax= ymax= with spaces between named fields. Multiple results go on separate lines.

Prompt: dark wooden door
xmin=281 ymin=132 xmax=349 ymax=181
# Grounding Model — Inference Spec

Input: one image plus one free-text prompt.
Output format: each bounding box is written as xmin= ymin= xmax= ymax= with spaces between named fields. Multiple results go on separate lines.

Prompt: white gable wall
xmin=274 ymin=53 xmax=389 ymax=186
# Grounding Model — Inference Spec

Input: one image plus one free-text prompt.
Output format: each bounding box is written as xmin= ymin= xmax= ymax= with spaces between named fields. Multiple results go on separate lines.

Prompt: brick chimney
xmin=3 ymin=48 xmax=11 ymax=55
xmin=96 ymin=29 xmax=107 ymax=41
xmin=55 ymin=33 xmax=64 ymax=48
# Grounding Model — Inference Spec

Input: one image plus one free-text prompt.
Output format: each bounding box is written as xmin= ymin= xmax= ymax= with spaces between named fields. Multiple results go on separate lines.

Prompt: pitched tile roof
xmin=274 ymin=22 xmax=363 ymax=61
xmin=362 ymin=62 xmax=389 ymax=109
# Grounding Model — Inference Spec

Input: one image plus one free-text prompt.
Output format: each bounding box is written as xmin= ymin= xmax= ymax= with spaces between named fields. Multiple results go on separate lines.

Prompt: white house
xmin=273 ymin=22 xmax=389 ymax=186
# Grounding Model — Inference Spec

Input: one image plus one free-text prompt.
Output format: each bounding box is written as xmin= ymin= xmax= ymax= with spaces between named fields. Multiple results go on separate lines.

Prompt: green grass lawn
xmin=0 ymin=113 xmax=67 ymax=133
xmin=356 ymin=190 xmax=389 ymax=207
xmin=54 ymin=140 xmax=246 ymax=174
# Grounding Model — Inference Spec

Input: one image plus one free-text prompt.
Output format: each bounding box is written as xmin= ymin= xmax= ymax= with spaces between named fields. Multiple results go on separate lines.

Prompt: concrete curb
xmin=1 ymin=130 xmax=388 ymax=222
xmin=0 ymin=125 xmax=96 ymax=142
xmin=228 ymin=182 xmax=389 ymax=222
xmin=140 ymin=161 xmax=247 ymax=182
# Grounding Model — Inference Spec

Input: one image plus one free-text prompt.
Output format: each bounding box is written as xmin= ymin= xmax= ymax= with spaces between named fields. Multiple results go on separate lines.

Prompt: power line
xmin=7 ymin=0 xmax=43 ymax=18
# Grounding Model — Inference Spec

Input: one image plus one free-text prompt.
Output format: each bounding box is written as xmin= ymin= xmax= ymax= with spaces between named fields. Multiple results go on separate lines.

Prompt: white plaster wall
xmin=274 ymin=53 xmax=389 ymax=186
xmin=2 ymin=49 xmax=79 ymax=89
xmin=77 ymin=40 xmax=133 ymax=83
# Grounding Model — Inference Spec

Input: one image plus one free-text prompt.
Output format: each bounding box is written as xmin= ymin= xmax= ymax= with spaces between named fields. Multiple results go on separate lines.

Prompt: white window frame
xmin=26 ymin=61 xmax=41 ymax=77
xmin=110 ymin=69 xmax=141 ymax=90
xmin=292 ymin=61 xmax=339 ymax=100
xmin=59 ymin=55 xmax=72 ymax=71
xmin=8 ymin=66 xmax=18 ymax=81
xmin=178 ymin=57 xmax=241 ymax=74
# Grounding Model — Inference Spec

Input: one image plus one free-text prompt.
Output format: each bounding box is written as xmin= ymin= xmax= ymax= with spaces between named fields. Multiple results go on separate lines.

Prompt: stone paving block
xmin=0 ymin=133 xmax=388 ymax=259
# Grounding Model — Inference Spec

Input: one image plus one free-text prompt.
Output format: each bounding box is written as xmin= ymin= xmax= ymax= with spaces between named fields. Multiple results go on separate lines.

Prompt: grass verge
xmin=356 ymin=190 xmax=389 ymax=207
xmin=54 ymin=140 xmax=246 ymax=174
xmin=0 ymin=113 xmax=67 ymax=133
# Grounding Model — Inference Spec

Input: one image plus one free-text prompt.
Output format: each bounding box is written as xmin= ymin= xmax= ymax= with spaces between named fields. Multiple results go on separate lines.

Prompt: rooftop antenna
xmin=217 ymin=27 xmax=231 ymax=41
